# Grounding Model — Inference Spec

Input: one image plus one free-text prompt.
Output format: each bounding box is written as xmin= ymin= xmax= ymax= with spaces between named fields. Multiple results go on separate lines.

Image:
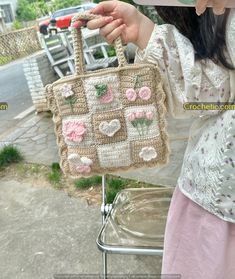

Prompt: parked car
xmin=39 ymin=3 xmax=97 ymax=35
xmin=38 ymin=16 xmax=51 ymax=35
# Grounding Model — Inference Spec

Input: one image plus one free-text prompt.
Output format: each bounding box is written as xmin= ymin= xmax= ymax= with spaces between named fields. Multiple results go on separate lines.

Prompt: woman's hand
xmin=196 ymin=0 xmax=228 ymax=16
xmin=73 ymin=0 xmax=154 ymax=50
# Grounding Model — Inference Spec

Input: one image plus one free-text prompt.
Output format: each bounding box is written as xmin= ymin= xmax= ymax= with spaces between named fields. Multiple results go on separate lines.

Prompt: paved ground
xmin=0 ymin=178 xmax=163 ymax=279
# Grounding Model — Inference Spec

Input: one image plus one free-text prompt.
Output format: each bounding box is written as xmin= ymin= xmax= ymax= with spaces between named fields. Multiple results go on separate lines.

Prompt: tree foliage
xmin=16 ymin=0 xmax=81 ymax=21
xmin=16 ymin=0 xmax=37 ymax=21
xmin=52 ymin=0 xmax=81 ymax=10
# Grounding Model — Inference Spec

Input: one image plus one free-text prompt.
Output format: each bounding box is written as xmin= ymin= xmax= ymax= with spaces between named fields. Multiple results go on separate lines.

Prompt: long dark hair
xmin=155 ymin=7 xmax=234 ymax=70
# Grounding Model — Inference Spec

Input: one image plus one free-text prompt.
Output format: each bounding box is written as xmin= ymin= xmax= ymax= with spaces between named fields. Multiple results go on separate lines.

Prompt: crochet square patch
xmin=83 ymin=74 xmax=122 ymax=113
xmin=54 ymin=80 xmax=89 ymax=116
xmin=93 ymin=109 xmax=127 ymax=144
xmin=97 ymin=141 xmax=131 ymax=168
xmin=67 ymin=146 xmax=99 ymax=175
xmin=62 ymin=114 xmax=93 ymax=147
xmin=120 ymin=67 xmax=157 ymax=107
xmin=124 ymin=105 xmax=160 ymax=140
xmin=131 ymin=137 xmax=165 ymax=165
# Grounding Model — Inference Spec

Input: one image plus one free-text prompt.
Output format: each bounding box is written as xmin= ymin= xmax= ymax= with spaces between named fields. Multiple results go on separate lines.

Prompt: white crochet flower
xmin=139 ymin=147 xmax=157 ymax=162
xmin=60 ymin=83 xmax=74 ymax=98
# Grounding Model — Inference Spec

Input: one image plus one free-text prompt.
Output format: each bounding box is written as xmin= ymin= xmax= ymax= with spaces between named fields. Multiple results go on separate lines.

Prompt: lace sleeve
xmin=227 ymin=9 xmax=235 ymax=66
xmin=134 ymin=22 xmax=233 ymax=119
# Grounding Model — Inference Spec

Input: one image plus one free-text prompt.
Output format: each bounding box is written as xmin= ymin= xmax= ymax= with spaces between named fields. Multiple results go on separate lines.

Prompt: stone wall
xmin=23 ymin=51 xmax=58 ymax=112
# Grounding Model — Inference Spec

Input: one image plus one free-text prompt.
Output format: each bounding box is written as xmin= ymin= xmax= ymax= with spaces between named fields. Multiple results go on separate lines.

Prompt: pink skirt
xmin=162 ymin=185 xmax=235 ymax=279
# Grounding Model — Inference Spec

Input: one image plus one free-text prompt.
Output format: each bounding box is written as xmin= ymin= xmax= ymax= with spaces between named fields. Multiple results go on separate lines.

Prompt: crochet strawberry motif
xmin=95 ymin=84 xmax=114 ymax=104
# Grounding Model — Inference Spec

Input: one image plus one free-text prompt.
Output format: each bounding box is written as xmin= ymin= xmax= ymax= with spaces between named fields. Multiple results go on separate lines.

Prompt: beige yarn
xmin=45 ymin=11 xmax=170 ymax=178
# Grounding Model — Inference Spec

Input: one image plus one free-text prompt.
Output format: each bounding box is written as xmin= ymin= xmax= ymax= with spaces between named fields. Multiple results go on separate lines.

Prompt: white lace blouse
xmin=135 ymin=9 xmax=235 ymax=222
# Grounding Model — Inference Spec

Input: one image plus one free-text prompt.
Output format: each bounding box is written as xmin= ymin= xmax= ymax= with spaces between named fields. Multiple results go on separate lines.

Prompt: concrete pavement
xmin=0 ymin=178 xmax=162 ymax=279
xmin=0 ymin=112 xmax=59 ymax=165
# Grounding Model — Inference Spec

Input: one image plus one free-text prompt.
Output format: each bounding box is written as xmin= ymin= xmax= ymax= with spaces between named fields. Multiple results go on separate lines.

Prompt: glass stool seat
xmin=97 ymin=187 xmax=173 ymax=256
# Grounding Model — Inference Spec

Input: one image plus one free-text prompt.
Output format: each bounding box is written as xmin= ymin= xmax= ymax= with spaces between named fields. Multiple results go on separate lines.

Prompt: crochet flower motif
xmin=125 ymin=86 xmax=151 ymax=102
xmin=62 ymin=120 xmax=86 ymax=143
xmin=127 ymin=111 xmax=154 ymax=136
xmin=68 ymin=154 xmax=93 ymax=174
xmin=139 ymin=147 xmax=157 ymax=162
xmin=125 ymin=75 xmax=152 ymax=102
xmin=60 ymin=83 xmax=74 ymax=98
xmin=95 ymin=84 xmax=114 ymax=104
xmin=126 ymin=88 xmax=137 ymax=101
xmin=59 ymin=83 xmax=77 ymax=113
xmin=138 ymin=87 xmax=151 ymax=100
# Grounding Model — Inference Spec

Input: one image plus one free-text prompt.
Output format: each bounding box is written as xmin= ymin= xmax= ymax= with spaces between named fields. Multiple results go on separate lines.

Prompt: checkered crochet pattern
xmin=45 ymin=12 xmax=170 ymax=178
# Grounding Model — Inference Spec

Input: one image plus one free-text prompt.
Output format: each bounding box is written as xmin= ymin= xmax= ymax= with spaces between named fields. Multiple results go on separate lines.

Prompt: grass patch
xmin=0 ymin=56 xmax=14 ymax=65
xmin=106 ymin=177 xmax=128 ymax=204
xmin=93 ymin=45 xmax=116 ymax=59
xmin=47 ymin=162 xmax=63 ymax=188
xmin=74 ymin=175 xmax=102 ymax=189
xmin=75 ymin=175 xmax=135 ymax=203
xmin=0 ymin=145 xmax=23 ymax=169
xmin=51 ymin=162 xmax=60 ymax=172
xmin=15 ymin=162 xmax=47 ymax=177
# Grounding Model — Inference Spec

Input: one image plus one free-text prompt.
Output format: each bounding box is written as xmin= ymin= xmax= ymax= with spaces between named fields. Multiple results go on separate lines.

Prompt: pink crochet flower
xmin=135 ymin=111 xmax=145 ymax=119
xmin=62 ymin=120 xmax=86 ymax=143
xmin=145 ymin=111 xmax=154 ymax=120
xmin=125 ymin=88 xmax=137 ymax=102
xmin=138 ymin=86 xmax=151 ymax=100
xmin=76 ymin=165 xmax=91 ymax=173
xmin=127 ymin=112 xmax=136 ymax=122
xmin=100 ymin=88 xmax=114 ymax=104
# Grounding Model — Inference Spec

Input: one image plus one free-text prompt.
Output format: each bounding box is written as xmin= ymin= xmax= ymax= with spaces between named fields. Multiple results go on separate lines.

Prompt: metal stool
xmin=96 ymin=175 xmax=174 ymax=278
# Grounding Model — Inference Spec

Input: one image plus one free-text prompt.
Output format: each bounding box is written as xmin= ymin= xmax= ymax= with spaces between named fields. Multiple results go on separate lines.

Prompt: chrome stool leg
xmin=101 ymin=175 xmax=107 ymax=279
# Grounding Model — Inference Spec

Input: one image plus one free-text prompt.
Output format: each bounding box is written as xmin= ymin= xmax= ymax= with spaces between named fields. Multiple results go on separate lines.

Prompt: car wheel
xmin=40 ymin=25 xmax=48 ymax=35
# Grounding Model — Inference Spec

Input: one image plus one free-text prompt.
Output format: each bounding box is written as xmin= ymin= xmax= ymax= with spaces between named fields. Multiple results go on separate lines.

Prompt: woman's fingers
xmin=196 ymin=0 xmax=208 ymax=15
xmin=86 ymin=16 xmax=113 ymax=30
xmin=212 ymin=0 xmax=228 ymax=15
xmin=91 ymin=0 xmax=118 ymax=16
xmin=196 ymin=0 xmax=228 ymax=16
xmin=99 ymin=18 xmax=123 ymax=37
xmin=105 ymin=24 xmax=126 ymax=44
xmin=72 ymin=20 xmax=87 ymax=29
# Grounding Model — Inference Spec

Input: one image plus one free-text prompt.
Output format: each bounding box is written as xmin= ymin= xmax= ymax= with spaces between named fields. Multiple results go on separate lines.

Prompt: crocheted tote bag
xmin=45 ymin=12 xmax=170 ymax=178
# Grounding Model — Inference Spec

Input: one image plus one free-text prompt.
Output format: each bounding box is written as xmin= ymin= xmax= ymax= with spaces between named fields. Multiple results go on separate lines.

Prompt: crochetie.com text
xmin=183 ymin=102 xmax=235 ymax=111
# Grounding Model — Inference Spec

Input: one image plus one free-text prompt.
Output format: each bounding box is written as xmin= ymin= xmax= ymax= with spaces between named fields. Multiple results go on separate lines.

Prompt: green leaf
xmin=95 ymin=84 xmax=108 ymax=98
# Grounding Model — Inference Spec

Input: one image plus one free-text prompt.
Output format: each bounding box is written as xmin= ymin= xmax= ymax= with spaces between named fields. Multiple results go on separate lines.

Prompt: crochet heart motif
xmin=99 ymin=119 xmax=121 ymax=137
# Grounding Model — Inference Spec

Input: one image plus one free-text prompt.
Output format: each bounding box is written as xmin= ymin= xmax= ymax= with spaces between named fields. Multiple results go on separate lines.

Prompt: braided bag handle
xmin=71 ymin=12 xmax=127 ymax=75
